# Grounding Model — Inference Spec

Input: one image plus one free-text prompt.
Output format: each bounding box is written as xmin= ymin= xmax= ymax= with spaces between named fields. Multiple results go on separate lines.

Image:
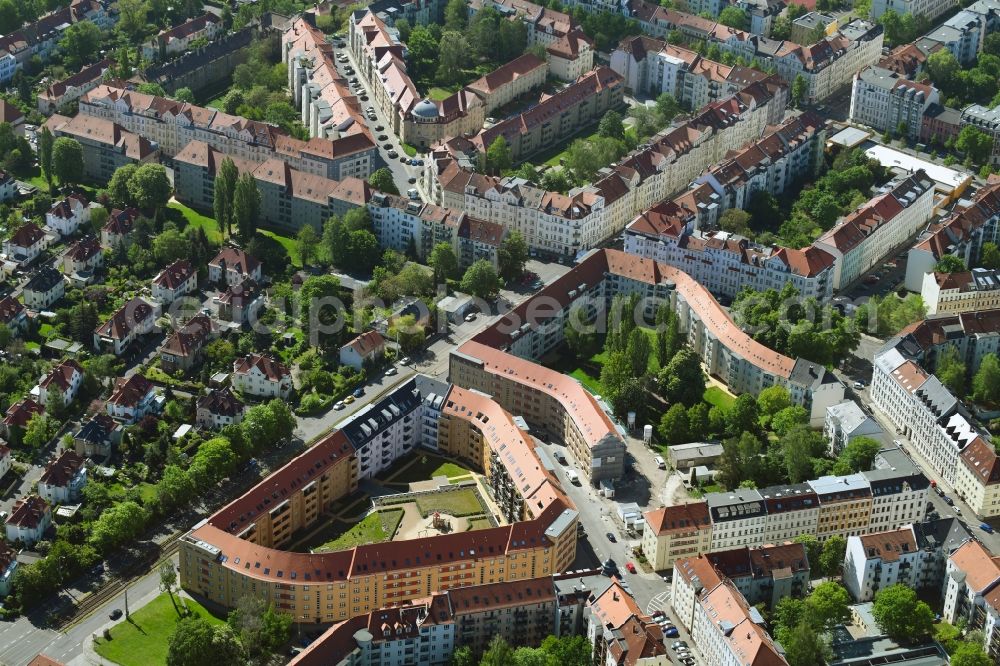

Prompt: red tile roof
xmin=40 ymin=359 xmax=83 ymax=392
xmin=108 ymin=374 xmax=154 ymax=408
xmin=153 ymin=259 xmax=196 ymax=290
xmin=644 ymin=502 xmax=711 ymax=535
xmin=210 ymin=247 xmax=261 ymax=279
xmin=233 ymin=354 xmax=290 ymax=382
xmin=94 ymin=297 xmax=154 ymax=340
xmin=7 ymin=495 xmax=49 ymax=528
xmin=0 ymin=296 xmax=24 ymax=325
xmin=39 ymin=450 xmax=85 ymax=489
xmin=162 ymin=314 xmax=213 ymax=358
xmin=961 ymin=437 xmax=1000 ymax=486
xmin=8 ymin=222 xmax=45 ymax=248
xmin=4 ymin=398 xmax=43 ymax=428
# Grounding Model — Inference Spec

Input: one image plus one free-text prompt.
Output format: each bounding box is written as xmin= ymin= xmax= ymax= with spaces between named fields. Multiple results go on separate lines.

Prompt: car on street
xmin=109 ymin=609 xmax=123 ymax=620
xmin=334 ymin=401 xmax=345 ymax=410
xmin=366 ymin=106 xmax=375 ymax=112
xmin=944 ymin=496 xmax=955 ymax=505
xmin=606 ymin=532 xmax=616 ymax=542
xmin=671 ymin=641 xmax=688 ymax=650
xmin=625 ymin=562 xmax=637 ymax=573
xmin=353 ymin=387 xmax=365 ymax=398
xmin=464 ymin=313 xmax=477 ymax=322
xmin=982 ymin=522 xmax=994 ymax=533
xmin=664 ymin=627 xmax=680 ymax=638
xmin=375 ymin=125 xmax=384 ymax=131
xmin=387 ymin=149 xmax=399 ymax=158
xmin=408 ymin=177 xmax=417 ymax=184
xmin=378 ymin=134 xmax=388 ymax=141
xmin=360 ymin=95 xmax=369 ymax=101
xmin=344 ymin=395 xmax=355 ymax=405
xmin=385 ymin=367 xmax=397 ymax=376
xmin=399 ymin=155 xmax=408 ymax=163
xmin=652 ymin=610 xmax=664 ymax=618
xmin=407 ymin=188 xmax=419 ymax=199
xmin=383 ymin=142 xmax=393 ymax=150
xmin=400 ymin=357 xmax=411 ymax=365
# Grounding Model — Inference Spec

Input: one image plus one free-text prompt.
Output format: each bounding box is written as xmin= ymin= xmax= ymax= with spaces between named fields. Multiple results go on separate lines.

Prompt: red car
xmin=626 ymin=562 xmax=637 ymax=574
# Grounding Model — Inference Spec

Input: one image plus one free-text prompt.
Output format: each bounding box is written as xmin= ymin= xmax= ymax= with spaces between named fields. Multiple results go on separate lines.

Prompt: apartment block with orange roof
xmin=641 ymin=503 xmax=713 ymax=571
xmin=586 ymin=579 xmax=667 ymax=666
xmin=692 ymin=579 xmax=788 ymax=666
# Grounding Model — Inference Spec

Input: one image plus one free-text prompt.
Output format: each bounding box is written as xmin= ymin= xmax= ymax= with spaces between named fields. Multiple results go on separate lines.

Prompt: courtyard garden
xmin=312 ymin=508 xmax=405 ymax=552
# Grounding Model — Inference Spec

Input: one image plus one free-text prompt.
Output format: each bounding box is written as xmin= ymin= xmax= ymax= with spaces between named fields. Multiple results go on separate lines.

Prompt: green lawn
xmin=258 ymin=228 xmax=302 ymax=267
xmin=387 ymin=454 xmax=474 ymax=483
xmin=703 ymin=386 xmax=736 ymax=411
xmin=415 ymin=487 xmax=485 ymax=517
xmin=467 ymin=516 xmax=494 ymax=531
xmin=565 ymin=328 xmax=661 ymax=396
xmin=94 ymin=593 xmax=223 ymax=666
xmin=38 ymin=323 xmax=54 ymax=339
xmin=314 ymin=509 xmax=403 ymax=552
xmin=426 ymin=86 xmax=458 ymax=101
xmin=166 ymin=202 xmax=223 ymax=243
xmin=401 ymin=143 xmax=418 ymax=157
xmin=537 ymin=125 xmax=602 ymax=167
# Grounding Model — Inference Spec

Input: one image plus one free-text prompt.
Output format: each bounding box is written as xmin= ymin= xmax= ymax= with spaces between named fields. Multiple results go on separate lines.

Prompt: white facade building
xmin=232 ymin=354 xmax=293 ymax=399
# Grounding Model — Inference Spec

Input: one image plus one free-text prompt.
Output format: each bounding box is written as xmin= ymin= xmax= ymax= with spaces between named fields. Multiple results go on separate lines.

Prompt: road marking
xmin=646 ymin=590 xmax=671 ymax=616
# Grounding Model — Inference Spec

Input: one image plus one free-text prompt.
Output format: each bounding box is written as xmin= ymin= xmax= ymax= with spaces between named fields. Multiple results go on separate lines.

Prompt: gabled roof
xmin=39 ymin=450 xmax=85 ymax=489
xmin=153 ymin=259 xmax=196 ymax=290
xmin=0 ymin=296 xmax=24 ymax=324
xmin=107 ymin=374 xmax=154 ymax=408
xmin=25 ymin=267 xmax=64 ymax=295
xmin=66 ymin=236 xmax=103 ymax=263
xmin=210 ymin=247 xmax=261 ymax=278
xmin=7 ymin=495 xmax=49 ymax=528
xmin=40 ymin=359 xmax=83 ymax=392
xmin=233 ymin=354 xmax=290 ymax=382
xmin=94 ymin=298 xmax=153 ymax=340
xmin=7 ymin=222 xmax=45 ymax=248
xmin=162 ymin=314 xmax=213 ymax=358
xmin=197 ymin=387 xmax=245 ymax=417
xmin=4 ymin=398 xmax=43 ymax=428
xmin=644 ymin=502 xmax=711 ymax=535
xmin=341 ymin=330 xmax=384 ymax=357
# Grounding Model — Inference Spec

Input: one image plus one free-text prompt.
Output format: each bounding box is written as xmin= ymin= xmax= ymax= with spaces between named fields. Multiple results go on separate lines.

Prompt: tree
xmin=726 ymin=393 xmax=761 ymax=437
xmin=719 ymin=209 xmax=751 ymax=236
xmin=108 ymin=163 xmax=138 ymax=208
xmin=656 ymin=305 xmax=679 ymax=367
xmin=129 ymin=163 xmax=171 ymax=208
xmin=117 ymin=0 xmax=148 ymax=37
xmin=782 ymin=621 xmax=831 ymax=666
xmin=973 ymin=353 xmax=1000 ymax=405
xmin=189 ymin=437 xmax=237 ymax=487
xmin=791 ymin=74 xmax=808 ymax=107
xmin=167 ymin=617 xmax=241 ymax=666
xmin=718 ymin=5 xmax=748 ymax=29
xmin=659 ymin=348 xmax=705 ymax=407
xmin=406 ymin=25 xmax=439 ymax=81
xmin=39 ymin=127 xmax=54 ymax=186
xmin=348 ymin=229 xmax=380 ymax=271
xmin=807 ymin=581 xmax=851 ymax=630
xmin=214 ymin=158 xmax=239 ymax=236
xmin=51 ymin=137 xmax=84 ymax=186
xmin=599 ymin=110 xmax=625 ymax=140
xmin=564 ymin=306 xmax=600 ymax=359
xmin=159 ymin=561 xmax=180 ymax=615
xmin=498 ymin=231 xmax=529 ymax=281
xmin=461 ymin=259 xmax=501 ymax=299
xmin=539 ymin=635 xmax=591 ymax=666
xmin=771 ymin=405 xmax=808 ymax=437
xmin=957 ymin=125 xmax=995 ymax=165
xmin=757 ymin=385 xmax=792 ymax=421
xmin=871 ymin=584 xmax=935 ymax=643
xmin=718 ymin=431 xmax=764 ymax=489
xmin=228 ymin=594 xmax=292 ymax=660
xmin=389 ymin=313 xmax=427 ymax=353
xmin=90 ymin=501 xmax=148 ymax=551
xmin=156 ymin=465 xmax=195 ymax=510
xmin=174 ymin=87 xmax=195 ymax=103
xmin=659 ymin=403 xmax=690 ymax=446
xmin=835 ymin=436 xmax=882 ymax=474
xmin=430 ymin=242 xmax=459 ymax=283
xmin=938 ymin=345 xmax=967 ymax=398
xmin=935 ymin=255 xmax=967 ymax=272
xmin=0 ymin=0 xmax=19 ymax=34
xmin=952 ymin=643 xmax=992 ymax=666
xmin=23 ymin=413 xmax=57 ymax=450
xmin=625 ymin=327 xmax=651 ymax=377
xmin=297 ymin=224 xmax=320 ymax=268
xmin=437 ymin=31 xmax=471 ymax=86
xmin=820 ymin=535 xmax=847 ymax=578
xmin=485 ymin=136 xmax=513 ymax=175
xmin=794 ymin=534 xmax=822 ymax=576
xmin=564 ymin=136 xmax=627 ymax=182
xmin=153 ymin=228 xmax=192 ymax=265
xmin=451 ymin=646 xmax=475 ymax=666
xmin=481 ymin=636 xmax=515 ymax=666
xmin=655 ymin=92 xmax=680 ymax=125
xmin=780 ymin=425 xmax=825 ymax=483
xmin=60 ymin=21 xmax=103 ymax=70
xmin=368 ymin=167 xmax=399 ymax=195
xmin=445 ymin=0 xmax=468 ymax=31
xmin=926 ymin=48 xmax=960 ymax=92
xmin=232 ymin=173 xmax=261 ymax=242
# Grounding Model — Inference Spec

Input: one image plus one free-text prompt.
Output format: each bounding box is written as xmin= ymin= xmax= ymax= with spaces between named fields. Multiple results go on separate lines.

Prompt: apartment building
xmin=587 ymin=579 xmax=666 ymax=665
xmin=151 ymin=259 xmax=198 ymax=304
xmin=814 ymin=170 xmax=935 ymax=291
xmin=871 ymin=0 xmax=957 ymax=19
xmin=845 ymin=526 xmax=926 ymax=602
xmin=825 ymin=401 xmax=885 ymax=456
xmin=232 ymin=354 xmax=293 ymax=399
xmin=849 ymin=67 xmax=939 ymax=141
xmin=691 ymin=580 xmax=788 ymax=666
xmin=173 ymin=140 xmax=370 ymax=234
xmin=706 ymin=489 xmax=767 ymax=551
xmin=811 ymin=474 xmax=873 ymax=540
xmin=469 ymin=67 xmax=624 ymax=163
xmin=922 ymin=268 xmax=1000 ymax=315
xmin=760 ymin=483 xmax=820 ymax=543
xmin=906 ymin=180 xmax=1000 ymax=291
xmin=942 ymin=541 xmax=1000 ymax=639
xmin=288 ymin=577 xmax=559 ymax=666
xmin=5 ymin=495 xmax=51 ymax=546
xmin=427 ymin=79 xmax=787 ymax=261
xmin=142 ymin=13 xmax=223 ymax=61
xmin=37 ymin=58 xmax=114 ymax=115
xmin=919 ymin=10 xmax=985 ymax=66
xmin=2 ymin=223 xmax=48 ymax=268
xmin=611 ymin=36 xmax=770 ymax=110
xmin=93 ymin=297 xmax=157 ymax=356
xmin=872 ymin=347 xmax=983 ymax=491
xmin=339 ymin=377 xmax=426 ymax=479
xmin=955 ymin=437 xmax=1000 ymax=519
xmin=45 ymin=113 xmax=160 ymax=184
xmin=106 ymin=374 xmax=160 ymax=423
xmin=961 ymin=104 xmax=1000 ymax=166
xmin=863 ymin=457 xmax=929 ymax=532
xmin=641 ymin=503 xmax=713 ymax=571
xmin=181 ymin=387 xmax=579 ymax=622
xmin=367 ymin=194 xmax=461 ymax=263
xmin=38 ymin=450 xmax=87 ymax=504
xmin=79 ymin=85 xmax=376 ymax=181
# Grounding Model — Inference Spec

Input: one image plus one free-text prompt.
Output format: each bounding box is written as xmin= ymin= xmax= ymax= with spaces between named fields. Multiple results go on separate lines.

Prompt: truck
xmin=566 ymin=470 xmax=580 ymax=485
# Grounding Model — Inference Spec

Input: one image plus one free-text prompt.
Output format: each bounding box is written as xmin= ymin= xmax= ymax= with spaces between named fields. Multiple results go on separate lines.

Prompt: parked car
xmin=385 ymin=367 xmax=397 ymax=376
xmin=464 ymin=313 xmax=477 ymax=322
xmin=399 ymin=357 xmax=411 ymax=365
xmin=853 ymin=380 xmax=865 ymax=389
xmin=981 ymin=522 xmax=994 ymax=533
xmin=944 ymin=496 xmax=955 ymax=505
xmin=626 ymin=562 xmax=637 ymax=574
xmin=344 ymin=395 xmax=355 ymax=405
xmin=606 ymin=532 xmax=616 ymax=543
xmin=377 ymin=134 xmax=388 ymax=141
xmin=334 ymin=401 xmax=345 ymax=410
xmin=353 ymin=387 xmax=365 ymax=398
xmin=109 ymin=609 xmax=123 ymax=620
xmin=407 ymin=188 xmax=420 ymax=199
xmin=387 ymin=149 xmax=398 ymax=158
xmin=664 ymin=627 xmax=680 ymax=638
xmin=375 ymin=125 xmax=384 ymax=131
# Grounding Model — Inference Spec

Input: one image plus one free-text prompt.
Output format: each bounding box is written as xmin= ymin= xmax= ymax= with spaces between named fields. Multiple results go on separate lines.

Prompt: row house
xmin=44 ymin=194 xmax=90 ymax=239
xmin=152 ymin=259 xmax=198 ymax=304
xmin=961 ymin=104 xmax=1000 ymax=167
xmin=196 ymin=387 xmax=245 ymax=430
xmin=760 ymin=483 xmax=820 ymax=543
xmin=918 ymin=10 xmax=985 ymax=67
xmin=814 ymin=169 xmax=935 ymax=292
xmin=93 ymin=297 xmax=157 ymax=356
xmin=172 ymin=140 xmax=370 ymax=234
xmin=340 ymin=377 xmax=426 ymax=479
xmin=871 ymin=0 xmax=957 ymax=19
xmin=45 ymin=113 xmax=160 ymax=184
xmin=73 ymin=413 xmax=121 ymax=459
xmin=142 ymin=13 xmax=223 ymax=61
xmin=232 ymin=354 xmax=292 ymax=399
xmin=905 ymin=179 xmax=1000 ymax=291
xmin=106 ymin=374 xmax=160 ymax=424
xmin=706 ymin=489 xmax=766 ymax=551
xmin=160 ymin=315 xmax=215 ymax=374
xmin=37 ymin=58 xmax=114 ymax=115
xmin=78 ymin=85 xmax=377 ymax=181
xmin=426 ymin=79 xmax=786 ymax=261
xmin=921 ymin=268 xmax=1000 ymax=315
xmin=955 ymin=437 xmax=1000 ymax=520
xmin=369 ymin=193 xmax=461 ymax=260
xmin=23 ymin=267 xmax=65 ymax=311
xmin=63 ymin=236 xmax=103 ymax=285
xmin=849 ymin=66 xmax=939 ymax=141
xmin=2 ymin=223 xmax=48 ymax=268
xmin=5 ymin=495 xmax=51 ymax=546
xmin=37 ymin=449 xmax=87 ymax=504
xmin=38 ymin=359 xmax=84 ymax=408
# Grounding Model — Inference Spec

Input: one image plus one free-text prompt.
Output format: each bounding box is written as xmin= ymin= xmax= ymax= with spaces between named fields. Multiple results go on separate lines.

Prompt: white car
xmin=464 ymin=313 xmax=477 ymax=322
xmin=399 ymin=357 xmax=411 ymax=365
xmin=385 ymin=367 xmax=397 ymax=376
xmin=333 ymin=401 xmax=345 ymax=410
